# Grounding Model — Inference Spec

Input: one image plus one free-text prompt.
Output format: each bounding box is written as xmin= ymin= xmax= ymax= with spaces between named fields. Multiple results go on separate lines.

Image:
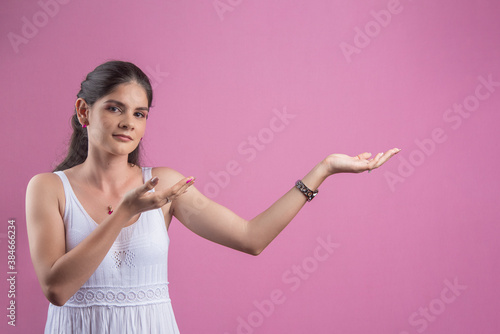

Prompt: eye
xmin=107 ymin=106 xmax=122 ymax=113
xmin=135 ymin=111 xmax=148 ymax=119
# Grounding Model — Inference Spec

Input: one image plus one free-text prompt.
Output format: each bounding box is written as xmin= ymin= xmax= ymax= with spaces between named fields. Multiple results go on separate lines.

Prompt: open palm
xmin=324 ymin=148 xmax=401 ymax=174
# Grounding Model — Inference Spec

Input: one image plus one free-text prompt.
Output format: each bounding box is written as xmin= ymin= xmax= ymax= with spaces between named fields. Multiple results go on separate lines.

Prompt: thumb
xmin=138 ymin=176 xmax=159 ymax=194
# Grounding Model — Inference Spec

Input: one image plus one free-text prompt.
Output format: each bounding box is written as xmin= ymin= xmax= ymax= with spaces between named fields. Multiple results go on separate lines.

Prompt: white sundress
xmin=46 ymin=167 xmax=180 ymax=333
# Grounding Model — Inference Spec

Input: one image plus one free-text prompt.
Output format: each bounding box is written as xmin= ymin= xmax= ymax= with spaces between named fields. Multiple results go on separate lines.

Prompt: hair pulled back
xmin=53 ymin=60 xmax=153 ymax=171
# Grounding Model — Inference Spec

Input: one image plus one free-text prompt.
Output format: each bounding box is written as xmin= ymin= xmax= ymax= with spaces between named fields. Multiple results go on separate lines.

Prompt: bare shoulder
xmin=27 ymin=172 xmax=63 ymax=194
xmin=26 ymin=172 xmax=65 ymax=217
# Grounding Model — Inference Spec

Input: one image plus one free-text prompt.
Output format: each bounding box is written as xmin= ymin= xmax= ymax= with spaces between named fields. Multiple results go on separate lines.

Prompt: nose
xmin=119 ymin=113 xmax=135 ymax=130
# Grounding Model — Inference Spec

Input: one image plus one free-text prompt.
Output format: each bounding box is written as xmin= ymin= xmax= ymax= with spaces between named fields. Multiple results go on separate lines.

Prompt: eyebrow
xmin=103 ymin=99 xmax=149 ymax=112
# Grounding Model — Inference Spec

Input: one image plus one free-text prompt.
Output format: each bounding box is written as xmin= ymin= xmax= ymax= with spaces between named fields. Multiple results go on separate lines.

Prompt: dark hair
xmin=53 ymin=60 xmax=153 ymax=172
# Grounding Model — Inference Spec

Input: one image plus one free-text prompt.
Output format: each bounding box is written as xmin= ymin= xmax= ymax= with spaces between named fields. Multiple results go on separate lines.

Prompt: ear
xmin=75 ymin=98 xmax=90 ymax=126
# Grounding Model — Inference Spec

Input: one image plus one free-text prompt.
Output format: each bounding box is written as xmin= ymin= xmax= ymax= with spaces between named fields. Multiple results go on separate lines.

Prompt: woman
xmin=26 ymin=60 xmax=400 ymax=333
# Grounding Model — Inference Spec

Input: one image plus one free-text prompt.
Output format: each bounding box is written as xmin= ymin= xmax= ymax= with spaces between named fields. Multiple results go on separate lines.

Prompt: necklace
xmin=82 ymin=171 xmax=115 ymax=215
xmin=83 ymin=163 xmax=137 ymax=216
xmin=104 ymin=164 xmax=135 ymax=215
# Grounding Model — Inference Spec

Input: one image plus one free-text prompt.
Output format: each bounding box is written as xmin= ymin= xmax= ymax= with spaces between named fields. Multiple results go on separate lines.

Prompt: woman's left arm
xmin=166 ymin=148 xmax=400 ymax=255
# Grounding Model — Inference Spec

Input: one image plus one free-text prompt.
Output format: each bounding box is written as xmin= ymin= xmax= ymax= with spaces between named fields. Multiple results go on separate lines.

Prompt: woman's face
xmin=86 ymin=82 xmax=149 ymax=157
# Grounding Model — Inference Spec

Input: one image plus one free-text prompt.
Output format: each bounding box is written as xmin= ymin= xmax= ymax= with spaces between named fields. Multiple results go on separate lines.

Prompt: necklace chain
xmin=83 ymin=171 xmax=114 ymax=215
xmin=82 ymin=164 xmax=136 ymax=216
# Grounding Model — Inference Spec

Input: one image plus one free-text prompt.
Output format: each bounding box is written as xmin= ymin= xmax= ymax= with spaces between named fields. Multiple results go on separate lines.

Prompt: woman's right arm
xmin=26 ymin=173 xmax=194 ymax=306
xmin=26 ymin=173 xmax=137 ymax=306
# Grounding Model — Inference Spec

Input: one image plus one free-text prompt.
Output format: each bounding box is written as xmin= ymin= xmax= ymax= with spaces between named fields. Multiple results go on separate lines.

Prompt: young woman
xmin=26 ymin=60 xmax=400 ymax=333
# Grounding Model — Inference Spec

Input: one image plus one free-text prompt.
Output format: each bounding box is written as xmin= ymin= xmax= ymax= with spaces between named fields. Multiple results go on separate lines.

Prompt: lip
xmin=113 ymin=134 xmax=133 ymax=141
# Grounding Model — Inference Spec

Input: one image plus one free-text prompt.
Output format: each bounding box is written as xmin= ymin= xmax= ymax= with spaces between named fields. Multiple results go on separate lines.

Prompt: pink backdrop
xmin=1 ymin=0 xmax=499 ymax=333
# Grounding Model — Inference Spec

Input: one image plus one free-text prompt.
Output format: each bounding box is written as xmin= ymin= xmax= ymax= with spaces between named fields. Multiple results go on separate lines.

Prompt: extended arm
xmin=170 ymin=148 xmax=401 ymax=255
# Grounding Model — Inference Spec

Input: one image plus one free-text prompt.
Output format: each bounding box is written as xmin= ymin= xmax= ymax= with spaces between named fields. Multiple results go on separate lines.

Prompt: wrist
xmin=300 ymin=160 xmax=329 ymax=193
xmin=115 ymin=203 xmax=136 ymax=223
xmin=322 ymin=155 xmax=341 ymax=175
xmin=318 ymin=158 xmax=332 ymax=178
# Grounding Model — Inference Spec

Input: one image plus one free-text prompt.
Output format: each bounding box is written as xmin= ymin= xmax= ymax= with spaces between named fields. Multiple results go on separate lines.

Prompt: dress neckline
xmin=58 ymin=169 xmax=145 ymax=230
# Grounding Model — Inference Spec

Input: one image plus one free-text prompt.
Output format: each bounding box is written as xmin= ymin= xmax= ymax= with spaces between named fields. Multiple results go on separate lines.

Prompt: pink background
xmin=1 ymin=0 xmax=500 ymax=333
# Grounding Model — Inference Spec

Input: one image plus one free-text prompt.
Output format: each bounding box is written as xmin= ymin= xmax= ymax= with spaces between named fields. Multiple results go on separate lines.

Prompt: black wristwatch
xmin=295 ymin=180 xmax=318 ymax=202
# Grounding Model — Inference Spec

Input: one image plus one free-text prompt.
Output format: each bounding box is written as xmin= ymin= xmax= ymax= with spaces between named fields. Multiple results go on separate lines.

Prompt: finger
xmin=178 ymin=177 xmax=196 ymax=192
xmin=172 ymin=176 xmax=195 ymax=189
xmin=364 ymin=152 xmax=383 ymax=170
xmin=168 ymin=176 xmax=195 ymax=200
xmin=160 ymin=176 xmax=196 ymax=199
xmin=178 ymin=176 xmax=195 ymax=188
xmin=379 ymin=148 xmax=401 ymax=163
xmin=373 ymin=148 xmax=401 ymax=168
xmin=356 ymin=152 xmax=372 ymax=160
xmin=136 ymin=176 xmax=159 ymax=195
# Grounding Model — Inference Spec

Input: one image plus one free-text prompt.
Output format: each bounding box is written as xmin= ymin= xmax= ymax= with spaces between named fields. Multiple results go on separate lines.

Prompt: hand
xmin=323 ymin=148 xmax=401 ymax=175
xmin=118 ymin=176 xmax=196 ymax=217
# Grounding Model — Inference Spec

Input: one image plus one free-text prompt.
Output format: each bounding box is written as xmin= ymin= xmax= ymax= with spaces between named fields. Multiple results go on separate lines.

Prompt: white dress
xmin=46 ymin=167 xmax=180 ymax=333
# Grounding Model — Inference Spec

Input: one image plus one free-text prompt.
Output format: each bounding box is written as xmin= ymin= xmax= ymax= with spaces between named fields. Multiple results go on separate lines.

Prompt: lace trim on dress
xmin=64 ymin=283 xmax=171 ymax=307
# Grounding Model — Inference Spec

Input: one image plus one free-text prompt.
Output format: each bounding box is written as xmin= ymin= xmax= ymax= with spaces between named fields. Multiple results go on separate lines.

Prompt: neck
xmin=79 ymin=149 xmax=137 ymax=193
